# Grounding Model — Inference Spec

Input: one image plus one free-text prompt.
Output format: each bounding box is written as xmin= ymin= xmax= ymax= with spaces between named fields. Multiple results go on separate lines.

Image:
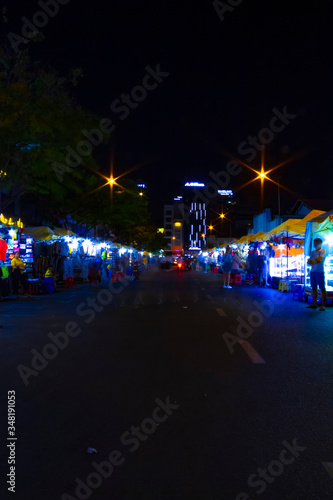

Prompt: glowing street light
xmin=139 ymin=192 xmax=143 ymax=196
xmin=209 ymin=225 xmax=214 ymax=230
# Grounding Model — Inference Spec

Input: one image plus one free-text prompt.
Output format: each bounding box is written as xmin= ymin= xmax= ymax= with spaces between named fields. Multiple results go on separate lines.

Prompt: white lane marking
xmin=322 ymin=462 xmax=333 ymax=480
xmin=216 ymin=307 xmax=227 ymax=317
xmin=239 ymin=340 xmax=266 ymax=364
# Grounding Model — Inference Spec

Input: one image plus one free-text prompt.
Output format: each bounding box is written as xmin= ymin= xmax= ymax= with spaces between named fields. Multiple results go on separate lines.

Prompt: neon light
xmin=218 ymin=190 xmax=233 ymax=196
xmin=184 ymin=182 xmax=205 ymax=187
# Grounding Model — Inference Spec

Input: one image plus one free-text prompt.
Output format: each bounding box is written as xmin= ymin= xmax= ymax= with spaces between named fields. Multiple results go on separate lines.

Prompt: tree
xmin=133 ymin=224 xmax=168 ymax=252
xmin=66 ymin=178 xmax=151 ymax=243
xmin=0 ymin=44 xmax=108 ymax=216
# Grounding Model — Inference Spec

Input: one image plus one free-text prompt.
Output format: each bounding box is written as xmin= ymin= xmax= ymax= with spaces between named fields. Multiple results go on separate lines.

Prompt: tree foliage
xmin=0 ymin=45 xmax=107 ymax=214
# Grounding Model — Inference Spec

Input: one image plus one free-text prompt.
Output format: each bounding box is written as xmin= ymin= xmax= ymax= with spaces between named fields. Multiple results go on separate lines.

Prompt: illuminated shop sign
xmin=218 ymin=190 xmax=233 ymax=196
xmin=184 ymin=182 xmax=205 ymax=187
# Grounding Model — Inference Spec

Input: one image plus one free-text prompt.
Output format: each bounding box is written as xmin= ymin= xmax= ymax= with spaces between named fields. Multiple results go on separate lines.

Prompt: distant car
xmin=183 ymin=259 xmax=192 ymax=271
xmin=175 ymin=259 xmax=192 ymax=271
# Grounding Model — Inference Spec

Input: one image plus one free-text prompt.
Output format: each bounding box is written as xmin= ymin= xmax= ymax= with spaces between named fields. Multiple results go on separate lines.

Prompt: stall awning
xmin=237 ymin=231 xmax=266 ymax=244
xmin=261 ymin=210 xmax=326 ymax=240
xmin=52 ymin=227 xmax=75 ymax=237
xmin=23 ymin=226 xmax=57 ymax=241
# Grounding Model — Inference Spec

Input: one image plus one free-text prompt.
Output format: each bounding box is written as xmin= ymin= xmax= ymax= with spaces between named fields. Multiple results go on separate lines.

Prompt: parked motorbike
xmin=133 ymin=266 xmax=140 ymax=281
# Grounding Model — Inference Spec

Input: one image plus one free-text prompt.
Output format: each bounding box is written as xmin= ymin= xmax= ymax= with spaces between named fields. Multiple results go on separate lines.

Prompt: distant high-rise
xmin=182 ymin=182 xmax=207 ymax=253
xmin=163 ymin=204 xmax=173 ymax=257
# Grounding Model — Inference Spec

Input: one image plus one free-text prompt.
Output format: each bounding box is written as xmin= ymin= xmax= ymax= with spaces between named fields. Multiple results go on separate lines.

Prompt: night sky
xmin=4 ymin=0 xmax=333 ymax=224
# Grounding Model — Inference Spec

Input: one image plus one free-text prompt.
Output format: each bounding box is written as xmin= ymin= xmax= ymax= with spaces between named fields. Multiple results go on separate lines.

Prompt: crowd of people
xmin=209 ymin=246 xmax=268 ymax=289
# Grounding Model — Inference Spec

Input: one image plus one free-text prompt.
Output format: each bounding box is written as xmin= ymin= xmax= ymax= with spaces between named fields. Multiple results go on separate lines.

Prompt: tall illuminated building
xmin=181 ymin=182 xmax=207 ymax=254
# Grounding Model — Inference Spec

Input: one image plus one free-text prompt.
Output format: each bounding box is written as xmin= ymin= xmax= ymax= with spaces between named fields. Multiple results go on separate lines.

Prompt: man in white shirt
xmin=306 ymin=237 xmax=326 ymax=311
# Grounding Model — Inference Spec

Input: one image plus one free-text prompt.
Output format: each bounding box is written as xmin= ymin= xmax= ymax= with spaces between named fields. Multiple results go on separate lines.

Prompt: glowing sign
xmin=218 ymin=190 xmax=233 ymax=196
xmin=0 ymin=214 xmax=23 ymax=228
xmin=184 ymin=182 xmax=205 ymax=187
xmin=137 ymin=184 xmax=146 ymax=188
xmin=174 ymin=222 xmax=181 ymax=227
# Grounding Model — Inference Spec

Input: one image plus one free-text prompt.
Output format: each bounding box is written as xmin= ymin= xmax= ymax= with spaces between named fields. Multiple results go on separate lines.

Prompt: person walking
xmin=222 ymin=246 xmax=233 ymax=288
xmin=11 ymin=251 xmax=29 ymax=296
xmin=306 ymin=237 xmax=326 ymax=311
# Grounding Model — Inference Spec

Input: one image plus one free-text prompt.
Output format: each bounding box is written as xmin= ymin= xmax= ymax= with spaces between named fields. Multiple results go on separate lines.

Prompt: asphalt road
xmin=1 ymin=267 xmax=333 ymax=500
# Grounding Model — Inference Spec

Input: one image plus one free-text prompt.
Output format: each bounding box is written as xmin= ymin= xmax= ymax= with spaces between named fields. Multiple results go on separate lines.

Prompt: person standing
xmin=11 ymin=251 xmax=29 ymax=296
xmin=306 ymin=237 xmax=326 ymax=311
xmin=257 ymin=250 xmax=266 ymax=286
xmin=222 ymin=246 xmax=233 ymax=288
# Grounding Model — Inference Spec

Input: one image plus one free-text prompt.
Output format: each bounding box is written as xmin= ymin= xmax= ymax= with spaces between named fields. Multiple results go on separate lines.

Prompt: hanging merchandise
xmin=0 ymin=236 xmax=8 ymax=261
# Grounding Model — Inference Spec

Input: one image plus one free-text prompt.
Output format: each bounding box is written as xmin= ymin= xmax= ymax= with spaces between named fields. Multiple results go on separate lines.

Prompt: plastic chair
xmin=27 ymin=279 xmax=39 ymax=295
xmin=233 ymin=274 xmax=242 ymax=285
xmin=278 ymin=280 xmax=290 ymax=292
xmin=111 ymin=273 xmax=119 ymax=283
xmin=65 ymin=276 xmax=74 ymax=288
xmin=43 ymin=277 xmax=55 ymax=293
xmin=293 ymin=284 xmax=304 ymax=301
xmin=245 ymin=274 xmax=254 ymax=285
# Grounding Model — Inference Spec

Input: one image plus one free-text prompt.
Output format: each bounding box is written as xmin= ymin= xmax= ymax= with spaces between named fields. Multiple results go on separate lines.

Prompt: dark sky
xmin=4 ymin=0 xmax=333 ymax=224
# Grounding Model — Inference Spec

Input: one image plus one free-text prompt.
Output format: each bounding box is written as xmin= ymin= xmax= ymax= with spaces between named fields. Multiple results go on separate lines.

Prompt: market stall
xmin=0 ymin=214 xmax=32 ymax=296
xmin=259 ymin=210 xmax=325 ymax=288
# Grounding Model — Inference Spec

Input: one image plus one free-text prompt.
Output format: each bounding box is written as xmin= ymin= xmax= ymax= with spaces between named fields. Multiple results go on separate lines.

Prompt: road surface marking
xmin=239 ymin=340 xmax=266 ymax=364
xmin=322 ymin=462 xmax=333 ymax=480
xmin=216 ymin=307 xmax=227 ymax=317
